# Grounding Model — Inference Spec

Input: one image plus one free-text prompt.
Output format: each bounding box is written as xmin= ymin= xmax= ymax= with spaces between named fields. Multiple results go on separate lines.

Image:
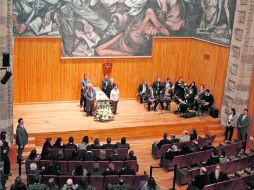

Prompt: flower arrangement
xmin=95 ymin=100 xmax=114 ymax=122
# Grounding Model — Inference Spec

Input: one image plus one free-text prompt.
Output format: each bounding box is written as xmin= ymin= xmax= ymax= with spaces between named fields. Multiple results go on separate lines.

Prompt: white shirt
xmin=242 ymin=114 xmax=247 ymax=122
xmin=141 ymin=84 xmax=147 ymax=93
xmin=110 ymin=89 xmax=120 ymax=101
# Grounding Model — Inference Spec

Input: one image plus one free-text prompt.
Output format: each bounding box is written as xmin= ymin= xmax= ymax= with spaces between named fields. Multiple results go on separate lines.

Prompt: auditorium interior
xmin=0 ymin=0 xmax=254 ymax=189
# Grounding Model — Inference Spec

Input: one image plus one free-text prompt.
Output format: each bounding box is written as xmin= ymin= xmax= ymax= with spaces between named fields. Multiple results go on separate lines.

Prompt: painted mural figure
xmin=96 ymin=0 xmax=169 ymax=56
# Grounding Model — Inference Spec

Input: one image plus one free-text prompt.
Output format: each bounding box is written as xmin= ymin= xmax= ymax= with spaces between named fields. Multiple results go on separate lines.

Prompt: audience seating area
xmin=151 ymin=135 xmax=216 ymax=159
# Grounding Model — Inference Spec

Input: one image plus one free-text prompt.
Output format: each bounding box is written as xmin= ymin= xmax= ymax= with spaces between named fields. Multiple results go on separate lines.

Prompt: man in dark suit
xmin=65 ymin=136 xmax=78 ymax=149
xmin=174 ymin=77 xmax=185 ymax=100
xmin=170 ymin=134 xmax=180 ymax=143
xmin=0 ymin=132 xmax=11 ymax=176
xmin=209 ymin=165 xmax=229 ymax=184
xmin=138 ymin=80 xmax=148 ymax=103
xmin=102 ymin=137 xmax=115 ymax=149
xmin=205 ymin=149 xmax=220 ymax=166
xmin=190 ymin=167 xmax=210 ymax=190
xmin=157 ymin=133 xmax=171 ymax=149
xmin=146 ymin=86 xmax=159 ymax=111
xmin=152 ymin=77 xmax=162 ymax=95
xmin=201 ymin=89 xmax=214 ymax=113
xmin=85 ymin=84 xmax=96 ymax=116
xmin=28 ymin=175 xmax=47 ymax=190
xmin=16 ymin=118 xmax=28 ymax=163
xmin=237 ymin=109 xmax=249 ymax=141
xmin=102 ymin=74 xmax=109 ymax=94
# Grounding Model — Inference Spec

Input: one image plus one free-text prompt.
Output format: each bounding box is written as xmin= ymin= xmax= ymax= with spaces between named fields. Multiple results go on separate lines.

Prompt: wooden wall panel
xmin=13 ymin=38 xmax=229 ymax=109
xmin=248 ymin=71 xmax=254 ymax=147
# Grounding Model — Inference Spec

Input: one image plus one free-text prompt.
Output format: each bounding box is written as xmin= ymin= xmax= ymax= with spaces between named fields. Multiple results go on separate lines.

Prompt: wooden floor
xmin=10 ymin=100 xmax=222 ymax=190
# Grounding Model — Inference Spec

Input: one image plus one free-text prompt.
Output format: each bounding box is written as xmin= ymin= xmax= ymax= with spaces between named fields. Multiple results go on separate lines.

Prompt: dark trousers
xmin=138 ymin=94 xmax=145 ymax=103
xmin=224 ymin=127 xmax=234 ymax=141
xmin=111 ymin=101 xmax=118 ymax=114
xmin=148 ymin=100 xmax=159 ymax=111
xmin=83 ymin=97 xmax=87 ymax=112
xmin=80 ymin=89 xmax=84 ymax=106
xmin=17 ymin=145 xmax=25 ymax=160
xmin=86 ymin=100 xmax=94 ymax=116
xmin=3 ymin=155 xmax=10 ymax=175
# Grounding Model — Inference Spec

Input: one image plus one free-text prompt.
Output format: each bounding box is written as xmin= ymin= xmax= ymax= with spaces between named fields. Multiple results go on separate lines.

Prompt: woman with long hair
xmin=225 ymin=108 xmax=237 ymax=143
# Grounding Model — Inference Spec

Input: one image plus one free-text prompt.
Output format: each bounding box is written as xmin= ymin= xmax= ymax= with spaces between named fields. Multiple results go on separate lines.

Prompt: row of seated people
xmin=137 ymin=77 xmax=214 ymax=113
xmin=155 ymin=129 xmax=198 ymax=150
xmin=27 ymin=148 xmax=136 ymax=162
xmin=12 ymin=175 xmax=155 ymax=190
xmin=43 ymin=136 xmax=130 ymax=151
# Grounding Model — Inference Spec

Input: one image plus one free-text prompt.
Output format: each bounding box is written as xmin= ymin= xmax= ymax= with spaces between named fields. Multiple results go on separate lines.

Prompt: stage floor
xmin=13 ymin=100 xmax=218 ymax=134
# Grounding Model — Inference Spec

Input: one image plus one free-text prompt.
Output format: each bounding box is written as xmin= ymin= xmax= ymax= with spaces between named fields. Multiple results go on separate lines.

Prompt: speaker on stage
xmin=2 ymin=53 xmax=10 ymax=67
xmin=1 ymin=71 xmax=12 ymax=85
xmin=210 ymin=107 xmax=219 ymax=118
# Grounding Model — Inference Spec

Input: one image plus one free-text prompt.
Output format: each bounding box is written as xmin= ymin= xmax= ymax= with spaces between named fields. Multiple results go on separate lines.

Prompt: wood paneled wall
xmin=248 ymin=71 xmax=254 ymax=147
xmin=13 ymin=38 xmax=229 ymax=109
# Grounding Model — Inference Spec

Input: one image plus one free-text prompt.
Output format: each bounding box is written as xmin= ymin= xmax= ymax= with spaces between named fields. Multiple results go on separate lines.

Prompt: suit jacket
xmin=192 ymin=174 xmax=210 ymax=190
xmin=65 ymin=143 xmax=78 ymax=149
xmin=106 ymin=83 xmax=115 ymax=97
xmin=138 ymin=83 xmax=148 ymax=95
xmin=16 ymin=125 xmax=28 ymax=146
xmin=28 ymin=183 xmax=47 ymax=190
xmin=226 ymin=114 xmax=238 ymax=127
xmin=209 ymin=171 xmax=229 ymax=184
xmin=102 ymin=79 xmax=109 ymax=93
xmin=102 ymin=143 xmax=116 ymax=149
xmin=157 ymin=138 xmax=171 ymax=149
xmin=202 ymin=94 xmax=214 ymax=106
xmin=237 ymin=114 xmax=249 ymax=129
xmin=152 ymin=81 xmax=162 ymax=93
xmin=170 ymin=138 xmax=180 ymax=144
xmin=86 ymin=89 xmax=96 ymax=102
xmin=205 ymin=156 xmax=220 ymax=166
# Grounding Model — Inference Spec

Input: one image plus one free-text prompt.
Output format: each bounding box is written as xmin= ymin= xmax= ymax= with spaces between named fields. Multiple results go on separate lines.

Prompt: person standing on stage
xmin=110 ymin=85 xmax=120 ymax=115
xmin=152 ymin=77 xmax=162 ymax=95
xmin=85 ymin=84 xmax=96 ymax=117
xmin=80 ymin=74 xmax=90 ymax=109
xmin=224 ymin=108 xmax=237 ymax=143
xmin=106 ymin=78 xmax=115 ymax=98
xmin=0 ymin=131 xmax=11 ymax=177
xmin=174 ymin=77 xmax=185 ymax=100
xmin=16 ymin=118 xmax=28 ymax=163
xmin=102 ymin=74 xmax=109 ymax=94
xmin=237 ymin=109 xmax=249 ymax=141
xmin=138 ymin=80 xmax=148 ymax=103
xmin=201 ymin=89 xmax=214 ymax=113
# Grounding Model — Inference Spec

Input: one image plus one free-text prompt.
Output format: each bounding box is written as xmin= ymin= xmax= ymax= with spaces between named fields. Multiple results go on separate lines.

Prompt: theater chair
xmin=68 ymin=161 xmax=83 ymax=175
xmin=90 ymin=176 xmax=104 ymax=190
xmin=104 ymin=175 xmax=119 ymax=188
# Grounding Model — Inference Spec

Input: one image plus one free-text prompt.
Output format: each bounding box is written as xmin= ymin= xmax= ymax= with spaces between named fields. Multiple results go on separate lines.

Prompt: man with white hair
xmin=62 ymin=178 xmax=78 ymax=190
xmin=85 ymin=84 xmax=96 ymax=116
xmin=189 ymin=167 xmax=210 ymax=190
xmin=179 ymin=130 xmax=190 ymax=142
xmin=209 ymin=165 xmax=229 ymax=184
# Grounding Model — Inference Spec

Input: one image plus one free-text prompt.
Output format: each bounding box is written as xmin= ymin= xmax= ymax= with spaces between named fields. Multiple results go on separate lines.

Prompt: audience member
xmin=107 ymin=178 xmax=129 ymax=190
xmin=27 ymin=149 xmax=39 ymax=161
xmin=90 ymin=163 xmax=103 ymax=176
xmin=110 ymin=150 xmax=123 ymax=161
xmin=62 ymin=178 xmax=78 ymax=190
xmin=104 ymin=163 xmax=119 ymax=176
xmin=10 ymin=176 xmax=27 ymax=190
xmin=102 ymin=137 xmax=115 ymax=149
xmin=70 ymin=149 xmax=80 ymax=160
xmin=72 ymin=165 xmax=87 ymax=176
xmin=202 ymin=140 xmax=214 ymax=151
xmin=28 ymin=175 xmax=47 ymax=190
xmin=78 ymin=136 xmax=90 ymax=150
xmin=52 ymin=138 xmax=64 ymax=148
xmin=54 ymin=150 xmax=66 ymax=161
xmin=126 ymin=150 xmax=137 ymax=160
xmin=47 ymin=178 xmax=59 ymax=190
xmin=90 ymin=138 xmax=101 ymax=149
xmin=78 ymin=178 xmax=95 ymax=190
xmin=65 ymin=136 xmax=78 ymax=149
xmin=40 ymin=148 xmax=53 ymax=160
xmin=181 ymin=144 xmax=192 ymax=155
xmin=43 ymin=163 xmax=60 ymax=175
xmin=205 ymin=149 xmax=220 ymax=166
xmin=189 ymin=167 xmax=210 ymax=190
xmin=41 ymin=138 xmax=52 ymax=156
xmin=179 ymin=131 xmax=190 ymax=142
xmin=82 ymin=149 xmax=95 ymax=161
xmin=163 ymin=145 xmax=181 ymax=161
xmin=115 ymin=137 xmax=130 ymax=149
xmin=1 ymin=131 xmax=11 ymax=176
xmin=157 ymin=133 xmax=171 ymax=149
xmin=219 ymin=149 xmax=228 ymax=164
xmin=191 ymin=141 xmax=201 ymax=152
xmin=97 ymin=149 xmax=108 ymax=161
xmin=209 ymin=165 xmax=229 ymax=184
xmin=190 ymin=128 xmax=198 ymax=140
xmin=170 ymin=134 xmax=180 ymax=143
xmin=119 ymin=163 xmax=136 ymax=175
xmin=27 ymin=163 xmax=43 ymax=176
xmin=140 ymin=177 xmax=160 ymax=190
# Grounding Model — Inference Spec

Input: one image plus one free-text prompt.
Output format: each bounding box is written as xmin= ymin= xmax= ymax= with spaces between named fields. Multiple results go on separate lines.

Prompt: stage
xmin=13 ymin=100 xmax=220 ymax=146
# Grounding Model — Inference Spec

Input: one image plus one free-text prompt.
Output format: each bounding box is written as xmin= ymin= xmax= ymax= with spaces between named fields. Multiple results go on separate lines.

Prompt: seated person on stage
xmin=65 ymin=136 xmax=78 ymax=149
xmin=138 ymin=80 xmax=149 ymax=103
xmin=209 ymin=165 xmax=229 ymax=184
xmin=170 ymin=134 xmax=180 ymax=143
xmin=115 ymin=137 xmax=130 ymax=149
xmin=205 ymin=149 xmax=220 ymax=166
xmin=188 ymin=167 xmax=210 ymax=190
xmin=201 ymin=89 xmax=214 ymax=113
xmin=161 ymin=84 xmax=172 ymax=110
xmin=146 ymin=86 xmax=159 ymax=111
xmin=185 ymin=88 xmax=196 ymax=110
xmin=194 ymin=84 xmax=205 ymax=111
xmin=163 ymin=77 xmax=173 ymax=93
xmin=179 ymin=130 xmax=190 ymax=142
xmin=157 ymin=133 xmax=171 ymax=149
xmin=152 ymin=77 xmax=162 ymax=96
xmin=102 ymin=137 xmax=115 ymax=149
